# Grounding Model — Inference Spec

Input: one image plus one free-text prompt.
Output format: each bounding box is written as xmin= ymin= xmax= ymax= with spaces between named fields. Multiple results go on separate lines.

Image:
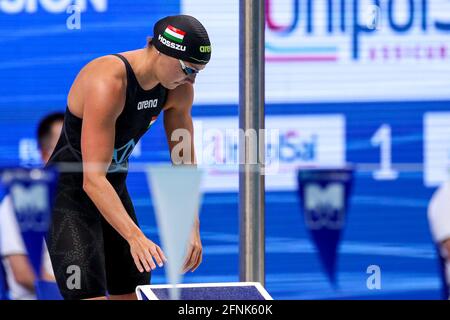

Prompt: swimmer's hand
xmin=128 ymin=232 xmax=167 ymax=273
xmin=182 ymin=222 xmax=203 ymax=274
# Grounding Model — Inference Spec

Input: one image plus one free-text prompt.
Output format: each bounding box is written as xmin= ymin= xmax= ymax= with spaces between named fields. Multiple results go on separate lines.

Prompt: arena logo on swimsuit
xmin=0 ymin=0 xmax=107 ymax=13
xmin=265 ymin=0 xmax=450 ymax=60
xmin=137 ymin=99 xmax=158 ymax=110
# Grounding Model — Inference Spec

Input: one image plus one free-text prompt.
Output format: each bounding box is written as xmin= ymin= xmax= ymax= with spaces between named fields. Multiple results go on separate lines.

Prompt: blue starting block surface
xmin=136 ymin=282 xmax=273 ymax=300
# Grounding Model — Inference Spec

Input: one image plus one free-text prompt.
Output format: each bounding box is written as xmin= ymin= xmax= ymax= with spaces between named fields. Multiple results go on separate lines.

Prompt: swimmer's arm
xmin=163 ymin=83 xmax=199 ymax=226
xmin=163 ymin=83 xmax=197 ymax=165
xmin=80 ymin=76 xmax=141 ymax=241
xmin=81 ymin=74 xmax=166 ymax=273
xmin=163 ymin=84 xmax=202 ymax=272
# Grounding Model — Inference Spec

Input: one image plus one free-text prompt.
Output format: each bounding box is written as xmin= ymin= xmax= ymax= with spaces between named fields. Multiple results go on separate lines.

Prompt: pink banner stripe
xmin=265 ymin=56 xmax=338 ymax=62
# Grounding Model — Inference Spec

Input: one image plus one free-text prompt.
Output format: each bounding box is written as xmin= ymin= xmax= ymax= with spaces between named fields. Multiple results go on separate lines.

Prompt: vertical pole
xmin=239 ymin=0 xmax=265 ymax=286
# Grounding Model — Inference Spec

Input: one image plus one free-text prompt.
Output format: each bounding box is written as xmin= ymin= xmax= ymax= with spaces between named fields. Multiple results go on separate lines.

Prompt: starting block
xmin=136 ymin=282 xmax=273 ymax=300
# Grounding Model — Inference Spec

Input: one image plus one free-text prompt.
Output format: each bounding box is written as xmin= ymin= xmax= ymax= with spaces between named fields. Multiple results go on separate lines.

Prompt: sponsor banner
xmin=0 ymin=0 xmax=107 ymax=14
xmin=183 ymin=0 xmax=450 ymax=104
xmin=193 ymin=114 xmax=345 ymax=191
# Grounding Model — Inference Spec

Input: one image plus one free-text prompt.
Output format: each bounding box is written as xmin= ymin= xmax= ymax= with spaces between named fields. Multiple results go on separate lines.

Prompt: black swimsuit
xmin=46 ymin=54 xmax=168 ymax=300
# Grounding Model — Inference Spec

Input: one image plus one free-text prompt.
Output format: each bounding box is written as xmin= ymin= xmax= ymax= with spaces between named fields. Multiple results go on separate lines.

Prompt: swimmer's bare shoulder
xmin=67 ymin=54 xmax=129 ymax=119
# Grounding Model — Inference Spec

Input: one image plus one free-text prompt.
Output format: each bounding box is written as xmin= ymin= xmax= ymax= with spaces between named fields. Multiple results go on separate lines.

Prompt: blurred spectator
xmin=428 ymin=180 xmax=450 ymax=300
xmin=0 ymin=112 xmax=64 ymax=300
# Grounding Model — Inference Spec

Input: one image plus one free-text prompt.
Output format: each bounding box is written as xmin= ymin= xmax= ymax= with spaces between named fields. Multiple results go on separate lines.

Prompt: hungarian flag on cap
xmin=163 ymin=25 xmax=186 ymax=43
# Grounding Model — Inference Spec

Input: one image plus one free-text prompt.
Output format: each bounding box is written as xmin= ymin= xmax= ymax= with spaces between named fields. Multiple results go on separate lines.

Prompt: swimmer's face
xmin=156 ymin=52 xmax=206 ymax=89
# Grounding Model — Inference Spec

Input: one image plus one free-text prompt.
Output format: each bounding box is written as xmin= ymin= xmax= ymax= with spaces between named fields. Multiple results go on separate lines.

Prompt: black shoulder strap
xmin=111 ymin=53 xmax=137 ymax=91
